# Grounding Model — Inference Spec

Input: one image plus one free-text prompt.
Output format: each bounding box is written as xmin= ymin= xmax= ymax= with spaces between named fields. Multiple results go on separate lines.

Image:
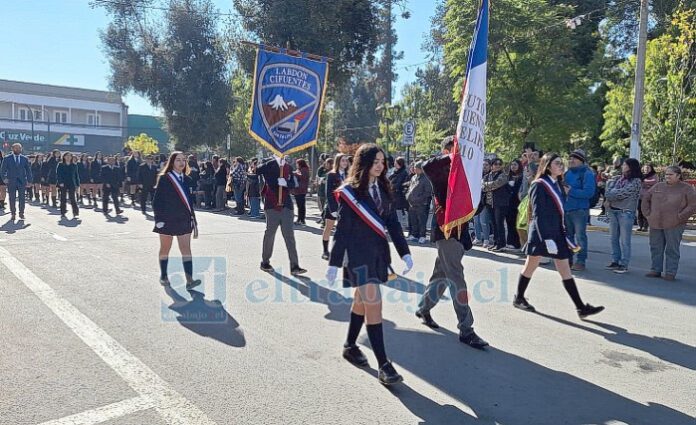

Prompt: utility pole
xmin=384 ymin=0 xmax=393 ymax=105
xmin=629 ymin=0 xmax=649 ymax=160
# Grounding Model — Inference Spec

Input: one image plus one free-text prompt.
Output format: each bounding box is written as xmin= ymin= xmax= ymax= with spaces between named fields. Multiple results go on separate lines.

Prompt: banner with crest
xmin=248 ymin=48 xmax=329 ymax=156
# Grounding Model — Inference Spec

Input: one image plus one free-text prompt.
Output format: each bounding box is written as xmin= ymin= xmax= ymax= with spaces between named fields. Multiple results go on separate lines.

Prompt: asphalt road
xmin=1 ymin=198 xmax=695 ymax=425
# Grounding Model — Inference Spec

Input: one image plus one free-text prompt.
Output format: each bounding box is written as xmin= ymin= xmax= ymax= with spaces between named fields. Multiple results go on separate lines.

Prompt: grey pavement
xmin=0 ymin=196 xmax=694 ymax=425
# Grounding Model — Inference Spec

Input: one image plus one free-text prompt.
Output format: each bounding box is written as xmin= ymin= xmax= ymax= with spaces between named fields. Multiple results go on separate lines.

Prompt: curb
xmin=587 ymin=225 xmax=696 ymax=242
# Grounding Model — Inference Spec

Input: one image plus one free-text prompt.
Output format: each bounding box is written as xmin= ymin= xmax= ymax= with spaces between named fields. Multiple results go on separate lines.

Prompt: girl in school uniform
xmin=46 ymin=149 xmax=61 ymax=207
xmin=512 ymin=153 xmax=604 ymax=318
xmin=31 ymin=154 xmax=43 ymax=203
xmin=152 ymin=151 xmax=201 ymax=290
xmin=326 ymin=144 xmax=413 ymax=386
xmin=90 ymin=152 xmax=104 ymax=208
xmin=56 ymin=152 xmax=80 ymax=219
xmin=321 ymin=154 xmax=349 ymax=260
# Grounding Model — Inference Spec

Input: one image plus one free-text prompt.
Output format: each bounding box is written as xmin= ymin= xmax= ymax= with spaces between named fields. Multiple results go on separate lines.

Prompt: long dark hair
xmin=344 ymin=143 xmax=392 ymax=199
xmin=296 ymin=158 xmax=309 ymax=171
xmin=643 ymin=163 xmax=656 ymax=178
xmin=333 ymin=154 xmax=348 ymax=173
xmin=534 ymin=152 xmax=564 ymax=183
xmin=623 ymin=158 xmax=642 ymax=180
xmin=158 ymin=151 xmax=189 ymax=177
xmin=61 ymin=151 xmax=72 ymax=164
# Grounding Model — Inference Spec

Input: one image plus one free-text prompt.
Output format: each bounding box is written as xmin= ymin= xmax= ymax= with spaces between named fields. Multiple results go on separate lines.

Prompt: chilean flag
xmin=443 ymin=0 xmax=489 ymax=238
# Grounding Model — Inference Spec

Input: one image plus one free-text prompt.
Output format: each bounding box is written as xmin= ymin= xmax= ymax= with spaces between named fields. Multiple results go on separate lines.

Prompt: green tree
xmin=98 ymin=0 xmax=231 ymax=151
xmin=228 ymin=71 xmax=261 ymax=159
xmin=125 ymin=133 xmax=160 ymax=155
xmin=601 ymin=6 xmax=696 ymax=163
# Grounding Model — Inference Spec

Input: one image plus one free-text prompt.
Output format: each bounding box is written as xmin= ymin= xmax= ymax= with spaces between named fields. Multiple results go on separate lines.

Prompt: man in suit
xmin=415 ymin=136 xmax=489 ymax=350
xmin=0 ymin=143 xmax=33 ymax=220
xmin=101 ymin=156 xmax=123 ymax=216
xmin=256 ymin=156 xmax=306 ymax=276
xmin=137 ymin=155 xmax=158 ymax=214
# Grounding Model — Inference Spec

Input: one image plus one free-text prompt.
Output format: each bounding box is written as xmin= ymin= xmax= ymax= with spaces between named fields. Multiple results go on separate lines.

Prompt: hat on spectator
xmin=569 ymin=149 xmax=587 ymax=163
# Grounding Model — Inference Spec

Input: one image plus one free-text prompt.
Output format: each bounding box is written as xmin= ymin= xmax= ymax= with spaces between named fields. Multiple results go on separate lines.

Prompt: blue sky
xmin=0 ymin=0 xmax=436 ymax=115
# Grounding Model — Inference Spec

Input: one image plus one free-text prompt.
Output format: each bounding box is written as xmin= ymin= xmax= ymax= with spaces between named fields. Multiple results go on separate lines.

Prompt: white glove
xmin=402 ymin=254 xmax=413 ymax=275
xmin=326 ymin=266 xmax=338 ymax=284
xmin=277 ymin=178 xmax=288 ymax=187
xmin=544 ymin=239 xmax=558 ymax=255
xmin=330 ymin=211 xmax=338 ymax=218
xmin=508 ymin=180 xmax=515 ymax=187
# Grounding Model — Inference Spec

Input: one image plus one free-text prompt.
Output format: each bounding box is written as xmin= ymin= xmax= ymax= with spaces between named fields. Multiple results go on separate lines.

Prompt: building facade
xmin=0 ymin=79 xmax=128 ymax=154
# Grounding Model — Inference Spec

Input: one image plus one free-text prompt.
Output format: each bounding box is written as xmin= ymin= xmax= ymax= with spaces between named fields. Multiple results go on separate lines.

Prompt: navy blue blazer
xmin=152 ymin=173 xmax=196 ymax=236
xmin=330 ymin=184 xmax=410 ymax=286
xmin=324 ymin=171 xmax=345 ymax=215
xmin=526 ymin=175 xmax=571 ymax=259
xmin=0 ymin=154 xmax=33 ymax=186
xmin=101 ymin=165 xmax=121 ymax=188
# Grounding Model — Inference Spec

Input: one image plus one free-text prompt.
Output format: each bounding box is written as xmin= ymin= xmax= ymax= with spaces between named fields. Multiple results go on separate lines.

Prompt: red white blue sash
xmin=167 ymin=172 xmax=198 ymax=238
xmin=336 ymin=185 xmax=387 ymax=239
xmin=533 ymin=176 xmax=580 ymax=253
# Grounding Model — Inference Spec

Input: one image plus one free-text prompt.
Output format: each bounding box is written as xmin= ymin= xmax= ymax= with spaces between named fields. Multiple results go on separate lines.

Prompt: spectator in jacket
xmin=389 ymin=157 xmax=410 ymax=230
xmin=214 ymin=159 xmax=229 ymax=211
xmin=199 ymin=161 xmax=215 ymax=209
xmin=562 ymin=149 xmax=596 ymax=271
xmin=482 ymin=158 xmax=510 ymax=251
xmin=642 ymin=166 xmax=696 ymax=281
xmin=315 ymin=157 xmax=333 ymax=225
xmin=292 ymin=158 xmax=310 ymax=225
xmin=506 ymin=159 xmax=523 ymax=249
xmin=604 ymin=158 xmax=642 ymax=274
xmin=246 ymin=159 xmax=263 ymax=219
xmin=473 ymin=160 xmax=492 ymax=246
xmin=638 ymin=164 xmax=658 ymax=231
xmin=231 ymin=157 xmax=247 ymax=215
xmin=405 ymin=162 xmax=432 ymax=244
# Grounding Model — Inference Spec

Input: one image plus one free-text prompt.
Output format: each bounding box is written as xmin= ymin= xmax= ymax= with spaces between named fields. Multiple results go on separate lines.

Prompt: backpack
xmin=579 ymin=169 xmax=600 ymax=208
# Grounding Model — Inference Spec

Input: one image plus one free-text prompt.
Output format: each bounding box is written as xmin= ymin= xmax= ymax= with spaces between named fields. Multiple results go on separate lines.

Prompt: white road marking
xmin=52 ymin=233 xmax=68 ymax=241
xmin=38 ymin=396 xmax=155 ymax=425
xmin=0 ymin=247 xmax=216 ymax=425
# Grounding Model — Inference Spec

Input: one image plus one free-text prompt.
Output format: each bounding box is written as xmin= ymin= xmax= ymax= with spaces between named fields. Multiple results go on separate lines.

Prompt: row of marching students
xmin=318 ymin=141 xmax=604 ymax=387
xmin=5 ymin=149 xmax=161 ymax=219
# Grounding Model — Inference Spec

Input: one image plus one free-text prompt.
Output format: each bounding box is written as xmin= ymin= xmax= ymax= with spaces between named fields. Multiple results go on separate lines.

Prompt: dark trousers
xmin=294 ymin=194 xmax=306 ymax=222
xmin=637 ymin=199 xmax=649 ymax=230
xmin=505 ymin=204 xmax=521 ymax=248
xmin=140 ymin=187 xmax=155 ymax=212
xmin=60 ymin=186 xmax=79 ymax=216
xmin=492 ymin=205 xmax=509 ymax=248
xmin=409 ymin=204 xmax=428 ymax=238
xmin=7 ymin=182 xmax=26 ymax=215
xmin=102 ymin=185 xmax=120 ymax=212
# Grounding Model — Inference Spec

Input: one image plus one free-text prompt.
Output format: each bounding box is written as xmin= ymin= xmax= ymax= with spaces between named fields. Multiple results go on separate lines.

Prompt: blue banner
xmin=248 ymin=49 xmax=329 ymax=156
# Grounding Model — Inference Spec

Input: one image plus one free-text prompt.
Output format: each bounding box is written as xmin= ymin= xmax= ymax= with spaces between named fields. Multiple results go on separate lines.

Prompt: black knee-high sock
xmin=183 ymin=259 xmax=194 ymax=280
xmin=159 ymin=258 xmax=168 ymax=279
xmin=516 ymin=274 xmax=531 ymax=299
xmin=366 ymin=323 xmax=388 ymax=367
xmin=322 ymin=240 xmax=329 ymax=254
xmin=345 ymin=312 xmax=364 ymax=346
xmin=562 ymin=278 xmax=585 ymax=309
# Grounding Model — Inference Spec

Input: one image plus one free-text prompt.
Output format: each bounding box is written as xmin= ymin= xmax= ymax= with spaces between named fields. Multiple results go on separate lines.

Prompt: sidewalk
xmin=588 ymin=208 xmax=696 ymax=242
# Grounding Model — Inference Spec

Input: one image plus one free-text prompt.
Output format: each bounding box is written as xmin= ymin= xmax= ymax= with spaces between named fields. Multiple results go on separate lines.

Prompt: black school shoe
xmin=513 ymin=295 xmax=536 ymax=312
xmin=378 ymin=362 xmax=403 ymax=386
xmin=415 ymin=309 xmax=440 ymax=329
xmin=185 ymin=279 xmax=202 ymax=290
xmin=459 ymin=331 xmax=489 ymax=350
xmin=260 ymin=262 xmax=274 ymax=272
xmin=291 ymin=266 xmax=307 ymax=276
xmin=577 ymin=304 xmax=605 ymax=319
xmin=342 ymin=344 xmax=369 ymax=367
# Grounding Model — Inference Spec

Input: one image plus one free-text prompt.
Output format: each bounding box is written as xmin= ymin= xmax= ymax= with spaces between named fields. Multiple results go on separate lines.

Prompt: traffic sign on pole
xmin=402 ymin=119 xmax=415 ymax=146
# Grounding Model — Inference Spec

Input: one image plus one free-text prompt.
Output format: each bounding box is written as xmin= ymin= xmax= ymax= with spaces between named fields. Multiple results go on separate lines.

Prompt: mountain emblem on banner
xmin=263 ymin=95 xmax=299 ymax=126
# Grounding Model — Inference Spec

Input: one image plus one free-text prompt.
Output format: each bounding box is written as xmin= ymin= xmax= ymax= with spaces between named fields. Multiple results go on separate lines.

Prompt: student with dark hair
xmin=388 ymin=156 xmax=410 ymax=230
xmin=90 ymin=151 xmax=104 ymax=208
xmin=604 ymin=158 xmax=642 ymax=274
xmin=638 ymin=164 xmax=658 ymax=232
xmin=46 ymin=149 xmax=61 ymax=207
xmin=152 ymin=151 xmax=201 ymax=289
xmin=292 ymin=158 xmax=310 ymax=225
xmin=138 ymin=155 xmax=158 ymax=214
xmin=101 ymin=156 xmax=124 ymax=216
xmin=513 ymin=152 xmax=604 ymax=318
xmin=326 ymin=143 xmax=412 ymax=385
xmin=321 ymin=154 xmax=349 ymax=259
xmin=56 ymin=151 xmax=80 ymax=219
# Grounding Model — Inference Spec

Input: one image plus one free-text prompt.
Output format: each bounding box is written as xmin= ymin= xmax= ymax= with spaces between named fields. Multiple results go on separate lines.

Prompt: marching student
xmin=56 ymin=151 xmax=80 ymax=219
xmin=0 ymin=152 xmax=5 ymax=210
xmin=512 ymin=153 xmax=605 ymax=318
xmin=77 ymin=154 xmax=90 ymax=205
xmin=0 ymin=143 xmax=33 ymax=221
xmin=256 ymin=155 xmax=307 ymax=276
xmin=46 ymin=149 xmax=61 ymax=207
xmin=321 ymin=154 xmax=349 ymax=259
xmin=101 ymin=156 xmax=123 ymax=216
xmin=326 ymin=144 xmax=412 ymax=386
xmin=152 ymin=151 xmax=201 ymax=289
xmin=40 ymin=154 xmax=51 ymax=204
xmin=31 ymin=154 xmax=43 ymax=202
xmin=414 ymin=136 xmax=488 ymax=349
xmin=138 ymin=155 xmax=158 ymax=214
xmin=90 ymin=151 xmax=104 ymax=207
xmin=126 ymin=151 xmax=141 ymax=206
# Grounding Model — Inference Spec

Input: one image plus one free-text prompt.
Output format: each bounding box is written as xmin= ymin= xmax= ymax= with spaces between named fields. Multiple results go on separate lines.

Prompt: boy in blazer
xmin=0 ymin=143 xmax=33 ymax=220
xmin=101 ymin=156 xmax=123 ymax=215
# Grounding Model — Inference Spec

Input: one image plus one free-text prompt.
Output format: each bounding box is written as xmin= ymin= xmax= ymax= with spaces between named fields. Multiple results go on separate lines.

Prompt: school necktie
xmin=15 ymin=155 xmax=19 ymax=166
xmin=371 ymin=183 xmax=382 ymax=214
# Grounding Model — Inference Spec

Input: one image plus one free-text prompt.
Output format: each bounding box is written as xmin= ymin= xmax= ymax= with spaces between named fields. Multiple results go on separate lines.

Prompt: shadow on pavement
xmin=0 ymin=219 xmax=31 ymax=233
xmin=163 ymin=287 xmax=246 ymax=348
xmin=271 ymin=271 xmax=352 ymax=322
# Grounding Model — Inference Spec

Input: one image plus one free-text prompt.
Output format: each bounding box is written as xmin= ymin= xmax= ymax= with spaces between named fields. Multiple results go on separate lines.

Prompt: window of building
xmin=87 ymin=113 xmax=100 ymax=126
xmin=19 ymin=108 xmax=42 ymax=121
xmin=54 ymin=111 xmax=68 ymax=124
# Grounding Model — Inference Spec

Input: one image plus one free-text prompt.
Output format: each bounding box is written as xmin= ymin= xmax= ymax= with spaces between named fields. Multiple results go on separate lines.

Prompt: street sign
xmin=402 ymin=120 xmax=415 ymax=146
